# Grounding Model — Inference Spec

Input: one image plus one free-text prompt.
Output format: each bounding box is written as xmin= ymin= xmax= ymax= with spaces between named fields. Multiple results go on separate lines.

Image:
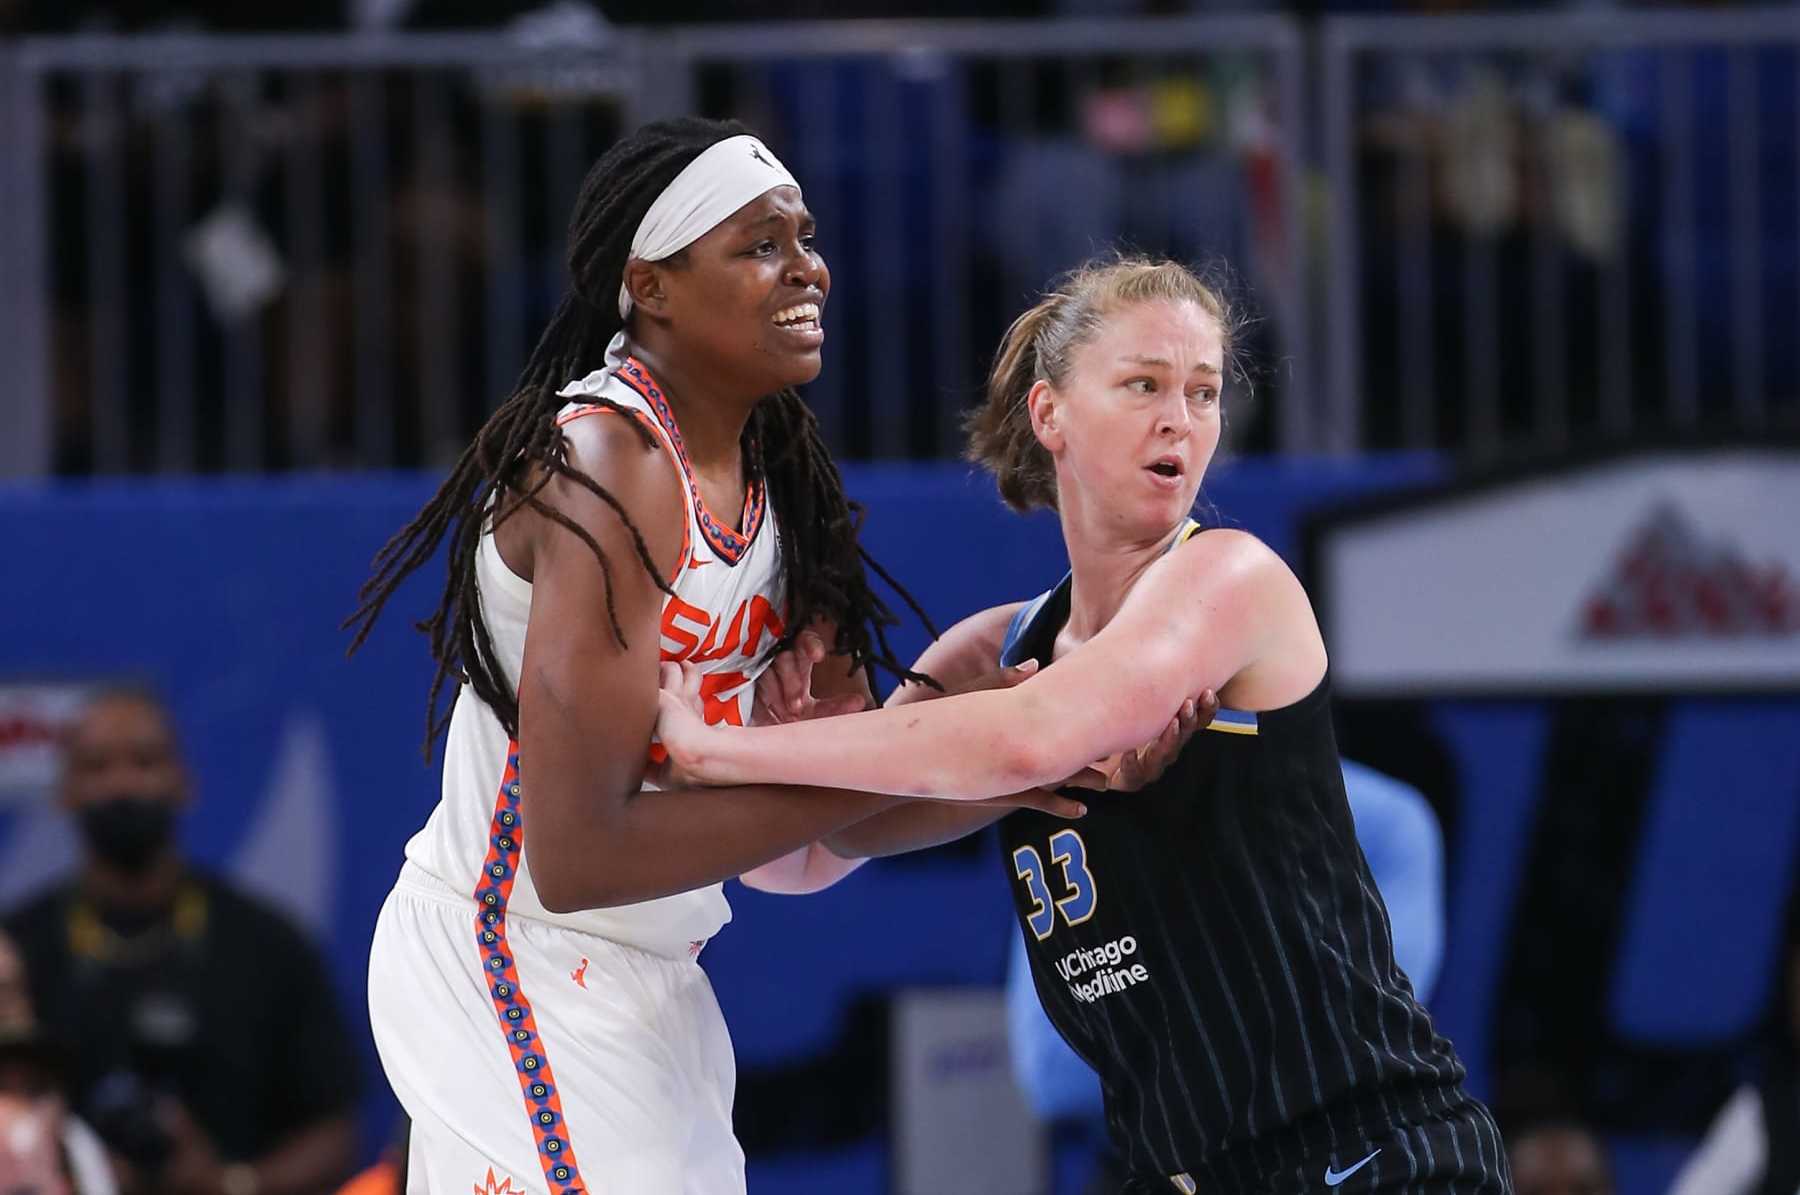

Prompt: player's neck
xmin=626 ymin=341 xmax=756 ymax=478
xmin=1058 ymin=508 xmax=1182 ymax=645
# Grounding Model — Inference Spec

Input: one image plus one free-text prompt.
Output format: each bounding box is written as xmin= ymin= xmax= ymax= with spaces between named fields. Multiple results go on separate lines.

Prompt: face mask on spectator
xmin=77 ymin=797 xmax=177 ymax=874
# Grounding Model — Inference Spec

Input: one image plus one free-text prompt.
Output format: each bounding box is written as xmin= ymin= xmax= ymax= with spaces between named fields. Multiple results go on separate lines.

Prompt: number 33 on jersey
xmin=1012 ymin=829 xmax=1098 ymax=941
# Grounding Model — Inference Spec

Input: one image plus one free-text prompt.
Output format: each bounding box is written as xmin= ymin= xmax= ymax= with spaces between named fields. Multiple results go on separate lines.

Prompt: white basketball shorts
xmin=368 ymin=863 xmax=744 ymax=1195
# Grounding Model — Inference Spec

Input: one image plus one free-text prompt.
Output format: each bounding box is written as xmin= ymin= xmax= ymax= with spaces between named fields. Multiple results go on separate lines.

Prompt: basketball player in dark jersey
xmin=655 ymin=255 xmax=1510 ymax=1193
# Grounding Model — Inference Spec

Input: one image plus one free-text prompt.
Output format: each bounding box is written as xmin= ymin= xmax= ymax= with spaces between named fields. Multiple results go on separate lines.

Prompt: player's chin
xmin=765 ymin=342 xmax=825 ymax=387
xmin=1131 ymin=489 xmax=1195 ymax=530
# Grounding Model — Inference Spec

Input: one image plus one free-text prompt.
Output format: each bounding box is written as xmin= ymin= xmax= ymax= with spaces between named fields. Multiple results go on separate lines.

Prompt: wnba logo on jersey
xmin=659 ymin=593 xmax=784 ymax=727
xmin=473 ymin=1168 xmax=519 ymax=1195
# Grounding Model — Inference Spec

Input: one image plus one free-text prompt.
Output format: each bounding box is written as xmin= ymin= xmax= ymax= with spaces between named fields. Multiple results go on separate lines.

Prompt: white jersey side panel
xmin=402 ymin=358 xmax=786 ymax=957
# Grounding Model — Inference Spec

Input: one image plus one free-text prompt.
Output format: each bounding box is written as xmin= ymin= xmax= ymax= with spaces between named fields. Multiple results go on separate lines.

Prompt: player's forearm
xmin=823 ymin=800 xmax=1011 ymax=859
xmin=528 ymin=783 xmax=899 ymax=912
xmin=697 ymin=686 xmax=1077 ymax=800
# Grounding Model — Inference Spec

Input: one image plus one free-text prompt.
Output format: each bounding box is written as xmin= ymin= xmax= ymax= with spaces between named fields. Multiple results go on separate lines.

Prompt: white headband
xmin=617 ymin=134 xmax=801 ymax=318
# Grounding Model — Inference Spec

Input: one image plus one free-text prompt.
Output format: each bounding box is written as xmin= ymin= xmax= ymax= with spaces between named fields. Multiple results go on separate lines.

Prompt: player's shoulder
xmin=498 ymin=401 xmax=687 ymax=590
xmin=548 ymin=401 xmax=685 ymax=523
xmin=1157 ymin=525 xmax=1326 ymax=693
xmin=558 ymin=397 xmax=672 ymax=477
xmin=1171 ymin=525 xmax=1282 ymax=570
xmin=1160 ymin=526 xmax=1299 ymax=600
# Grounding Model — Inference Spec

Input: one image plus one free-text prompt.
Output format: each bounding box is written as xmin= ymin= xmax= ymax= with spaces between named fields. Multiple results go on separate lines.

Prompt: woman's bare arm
xmin=515 ymin=415 xmax=909 ymax=912
xmin=659 ymin=530 xmax=1320 ymax=803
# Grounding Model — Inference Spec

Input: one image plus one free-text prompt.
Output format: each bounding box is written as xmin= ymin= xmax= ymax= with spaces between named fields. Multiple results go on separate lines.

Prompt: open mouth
xmin=772 ymin=302 xmax=822 ymax=333
xmin=1147 ymin=458 xmax=1184 ymax=479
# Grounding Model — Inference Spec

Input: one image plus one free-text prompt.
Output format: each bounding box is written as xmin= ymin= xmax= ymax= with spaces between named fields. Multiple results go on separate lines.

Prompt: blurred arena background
xmin=2 ymin=1 xmax=1797 ymax=1192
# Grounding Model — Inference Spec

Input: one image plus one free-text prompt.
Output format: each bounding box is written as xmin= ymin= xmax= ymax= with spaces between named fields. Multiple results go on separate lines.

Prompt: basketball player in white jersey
xmin=345 ymin=118 xmax=1091 ymax=1194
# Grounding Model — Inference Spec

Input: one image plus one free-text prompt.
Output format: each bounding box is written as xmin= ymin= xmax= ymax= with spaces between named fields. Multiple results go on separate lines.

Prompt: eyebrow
xmin=747 ymin=210 xmax=815 ymax=229
xmin=1119 ymin=354 xmax=1221 ymax=375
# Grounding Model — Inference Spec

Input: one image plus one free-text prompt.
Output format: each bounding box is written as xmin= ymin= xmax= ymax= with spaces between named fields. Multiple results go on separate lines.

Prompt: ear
xmin=623 ymin=258 xmax=670 ymax=316
xmin=1026 ymin=379 xmax=1065 ymax=454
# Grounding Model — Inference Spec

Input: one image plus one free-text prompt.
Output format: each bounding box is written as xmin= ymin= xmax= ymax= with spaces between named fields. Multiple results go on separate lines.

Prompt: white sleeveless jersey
xmin=402 ymin=353 xmax=786 ymax=957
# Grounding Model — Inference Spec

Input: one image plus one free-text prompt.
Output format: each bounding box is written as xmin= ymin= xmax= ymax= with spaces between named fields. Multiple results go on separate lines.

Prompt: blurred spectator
xmin=1335 ymin=758 xmax=1447 ymax=1001
xmin=986 ymin=63 xmax=1267 ymax=310
xmin=1005 ymin=759 xmax=1444 ymax=1188
xmin=1506 ymin=1120 xmax=1615 ymax=1195
xmin=980 ymin=55 xmax=1284 ymax=448
xmin=0 ymin=923 xmax=33 ymax=1029
xmin=1666 ymin=894 xmax=1800 ymax=1195
xmin=0 ymin=929 xmax=119 ymax=1195
xmin=1492 ymin=698 xmax=1740 ymax=1139
xmin=1 ymin=687 xmax=358 ymax=1195
xmin=1353 ymin=55 xmax=1629 ymax=451
xmin=0 ymin=1031 xmax=119 ymax=1195
xmin=0 ymin=1087 xmax=76 ymax=1195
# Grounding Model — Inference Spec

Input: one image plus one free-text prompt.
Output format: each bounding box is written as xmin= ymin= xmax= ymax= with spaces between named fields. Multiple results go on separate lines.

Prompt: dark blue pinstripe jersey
xmin=997 ymin=562 xmax=1476 ymax=1190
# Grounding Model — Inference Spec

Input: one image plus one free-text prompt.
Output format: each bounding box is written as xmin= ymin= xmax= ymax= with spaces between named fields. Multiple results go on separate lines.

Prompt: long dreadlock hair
xmin=345 ymin=116 xmax=937 ymax=754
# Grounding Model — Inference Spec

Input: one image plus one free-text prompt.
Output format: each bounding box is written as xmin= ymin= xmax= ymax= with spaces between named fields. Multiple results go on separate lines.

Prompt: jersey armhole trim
xmin=554 ymin=403 xmax=689 ymax=586
xmin=1000 ymin=589 xmax=1057 ymax=669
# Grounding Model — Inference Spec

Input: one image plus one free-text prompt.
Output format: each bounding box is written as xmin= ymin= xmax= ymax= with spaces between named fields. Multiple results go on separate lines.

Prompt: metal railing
xmin=6 ymin=12 xmax=1795 ymax=476
xmin=1320 ymin=9 xmax=1800 ymax=459
xmin=0 ymin=17 xmax=1309 ymax=476
xmin=1 ymin=30 xmax=660 ymax=476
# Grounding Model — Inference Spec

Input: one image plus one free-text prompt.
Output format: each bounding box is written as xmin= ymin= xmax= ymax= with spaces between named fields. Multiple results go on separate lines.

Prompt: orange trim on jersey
xmin=612 ymin=357 xmax=768 ymax=567
xmin=555 ymin=403 xmax=688 ymax=587
xmin=473 ymin=745 xmax=585 ymax=1195
xmin=554 ymin=402 xmax=658 ymax=432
